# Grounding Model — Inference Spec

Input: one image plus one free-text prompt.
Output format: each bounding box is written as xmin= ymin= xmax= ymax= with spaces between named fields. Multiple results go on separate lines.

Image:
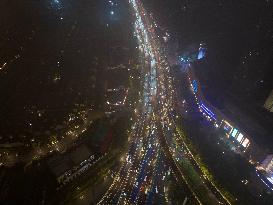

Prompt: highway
xmin=98 ymin=0 xmax=219 ymax=204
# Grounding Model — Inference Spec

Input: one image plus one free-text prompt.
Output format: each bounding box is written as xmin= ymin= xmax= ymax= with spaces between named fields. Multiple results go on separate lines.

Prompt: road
xmin=98 ymin=0 xmax=227 ymax=204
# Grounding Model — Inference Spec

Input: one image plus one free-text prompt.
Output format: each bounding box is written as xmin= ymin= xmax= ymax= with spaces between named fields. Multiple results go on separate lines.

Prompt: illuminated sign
xmin=200 ymin=103 xmax=216 ymax=120
xmin=242 ymin=138 xmax=250 ymax=148
xmin=236 ymin=133 xmax=243 ymax=142
xmin=231 ymin=128 xmax=238 ymax=137
xmin=222 ymin=120 xmax=233 ymax=134
xmin=223 ymin=124 xmax=232 ymax=134
xmin=192 ymin=80 xmax=198 ymax=93
xmin=267 ymin=176 xmax=273 ymax=185
xmin=224 ymin=125 xmax=230 ymax=131
xmin=197 ymin=47 xmax=206 ymax=60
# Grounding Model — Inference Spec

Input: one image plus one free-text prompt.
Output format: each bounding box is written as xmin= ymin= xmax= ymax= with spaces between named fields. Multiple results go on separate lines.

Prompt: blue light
xmin=198 ymin=47 xmax=206 ymax=60
xmin=200 ymin=104 xmax=216 ymax=120
xmin=231 ymin=128 xmax=238 ymax=137
xmin=224 ymin=125 xmax=229 ymax=131
xmin=179 ymin=56 xmax=190 ymax=63
xmin=200 ymin=103 xmax=216 ymax=117
xmin=51 ymin=0 xmax=62 ymax=10
xmin=199 ymin=102 xmax=217 ymax=120
xmin=267 ymin=175 xmax=273 ymax=185
xmin=192 ymin=80 xmax=198 ymax=93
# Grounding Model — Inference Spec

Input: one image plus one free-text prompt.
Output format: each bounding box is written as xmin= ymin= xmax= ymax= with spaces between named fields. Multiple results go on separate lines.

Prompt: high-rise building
xmin=264 ymin=90 xmax=273 ymax=112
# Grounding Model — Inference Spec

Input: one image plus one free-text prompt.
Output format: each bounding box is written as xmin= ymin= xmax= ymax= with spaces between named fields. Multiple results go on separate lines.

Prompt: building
xmin=260 ymin=155 xmax=273 ymax=174
xmin=47 ymin=144 xmax=95 ymax=185
xmin=264 ymin=90 xmax=273 ymax=112
xmin=257 ymin=154 xmax=273 ymax=187
xmin=186 ymin=66 xmax=264 ymax=158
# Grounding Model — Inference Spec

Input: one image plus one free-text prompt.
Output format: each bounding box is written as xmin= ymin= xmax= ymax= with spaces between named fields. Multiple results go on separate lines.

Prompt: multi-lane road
xmin=98 ymin=0 xmax=228 ymax=204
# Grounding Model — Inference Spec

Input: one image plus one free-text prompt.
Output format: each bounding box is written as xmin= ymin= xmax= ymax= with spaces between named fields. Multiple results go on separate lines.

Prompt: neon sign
xmin=231 ymin=128 xmax=238 ymax=137
xmin=200 ymin=102 xmax=216 ymax=120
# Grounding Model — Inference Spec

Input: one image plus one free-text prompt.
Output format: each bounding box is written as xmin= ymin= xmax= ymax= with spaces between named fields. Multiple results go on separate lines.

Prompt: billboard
xmin=231 ymin=128 xmax=238 ymax=138
xmin=236 ymin=133 xmax=244 ymax=143
xmin=242 ymin=138 xmax=250 ymax=148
